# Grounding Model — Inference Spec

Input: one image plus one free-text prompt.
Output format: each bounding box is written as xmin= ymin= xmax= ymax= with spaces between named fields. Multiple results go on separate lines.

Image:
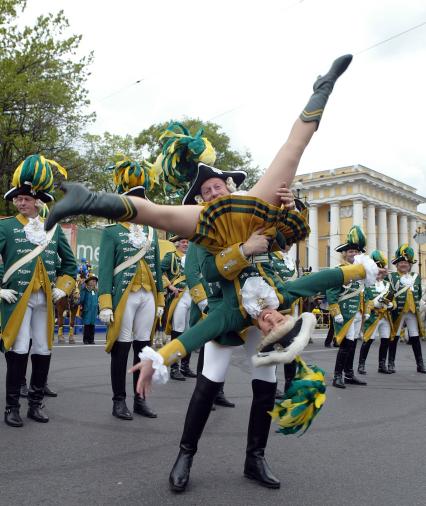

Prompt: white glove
xmin=334 ymin=314 xmax=344 ymax=324
xmin=156 ymin=306 xmax=164 ymax=318
xmin=99 ymin=308 xmax=114 ymax=324
xmin=52 ymin=287 xmax=66 ymax=303
xmin=364 ymin=313 xmax=371 ymax=321
xmin=197 ymin=299 xmax=208 ymax=313
xmin=387 ymin=302 xmax=394 ymax=309
xmin=0 ymin=288 xmax=18 ymax=304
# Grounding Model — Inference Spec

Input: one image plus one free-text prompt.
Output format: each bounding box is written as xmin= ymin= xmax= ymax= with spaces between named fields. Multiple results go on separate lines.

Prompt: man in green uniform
xmin=0 ymin=155 xmax=77 ymax=427
xmin=387 ymin=244 xmax=425 ymax=373
xmin=327 ymin=226 xmax=368 ymax=389
xmin=98 ymin=159 xmax=164 ymax=420
xmin=358 ymin=250 xmax=393 ymax=375
xmin=161 ymin=237 xmax=196 ymax=380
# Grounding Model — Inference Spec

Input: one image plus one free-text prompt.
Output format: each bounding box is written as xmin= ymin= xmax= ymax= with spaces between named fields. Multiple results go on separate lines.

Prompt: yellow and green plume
xmin=370 ymin=249 xmax=387 ymax=268
xmin=110 ymin=155 xmax=159 ymax=194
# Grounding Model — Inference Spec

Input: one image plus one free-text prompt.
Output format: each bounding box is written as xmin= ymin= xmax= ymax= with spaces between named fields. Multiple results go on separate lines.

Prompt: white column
xmin=329 ymin=202 xmax=340 ymax=267
xmin=367 ymin=203 xmax=376 ymax=251
xmin=409 ymin=217 xmax=419 ymax=273
xmin=388 ymin=211 xmax=399 ymax=270
xmin=399 ymin=214 xmax=408 ymax=245
xmin=308 ymin=204 xmax=319 ymax=272
xmin=377 ymin=207 xmax=388 ymax=261
xmin=352 ymin=200 xmax=364 ymax=227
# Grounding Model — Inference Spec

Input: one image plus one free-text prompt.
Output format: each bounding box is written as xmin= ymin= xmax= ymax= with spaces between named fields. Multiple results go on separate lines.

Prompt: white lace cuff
xmin=240 ymin=277 xmax=279 ymax=319
xmin=354 ymin=254 xmax=378 ymax=287
xmin=138 ymin=346 xmax=169 ymax=384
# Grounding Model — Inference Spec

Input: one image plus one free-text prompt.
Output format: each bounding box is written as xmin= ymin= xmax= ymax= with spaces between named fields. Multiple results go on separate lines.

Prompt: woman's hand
xmin=128 ymin=359 xmax=155 ymax=398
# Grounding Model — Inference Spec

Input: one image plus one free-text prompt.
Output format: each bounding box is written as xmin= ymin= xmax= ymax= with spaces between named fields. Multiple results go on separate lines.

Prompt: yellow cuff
xmin=99 ymin=293 xmax=113 ymax=310
xmin=328 ymin=303 xmax=341 ymax=317
xmin=162 ymin=275 xmax=170 ymax=288
xmin=215 ymin=243 xmax=250 ymax=281
xmin=158 ymin=339 xmax=187 ymax=366
xmin=189 ymin=283 xmax=207 ymax=304
xmin=55 ymin=275 xmax=76 ymax=296
xmin=341 ymin=264 xmax=366 ymax=284
xmin=157 ymin=292 xmax=165 ymax=307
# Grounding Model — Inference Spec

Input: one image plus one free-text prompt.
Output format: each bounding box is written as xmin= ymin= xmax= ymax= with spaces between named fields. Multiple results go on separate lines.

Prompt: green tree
xmin=0 ymin=1 xmax=94 ymax=215
xmin=135 ymin=117 xmax=261 ymax=203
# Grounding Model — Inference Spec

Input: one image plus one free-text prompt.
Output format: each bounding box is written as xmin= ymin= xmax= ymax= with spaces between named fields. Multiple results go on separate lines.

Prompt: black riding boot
xmin=244 ymin=380 xmax=280 ymax=489
xmin=170 ymin=331 xmax=185 ymax=381
xmin=27 ymin=354 xmax=51 ymax=423
xmin=169 ymin=375 xmax=222 ymax=492
xmin=111 ymin=341 xmax=133 ymax=420
xmin=180 ymin=353 xmax=197 ymax=378
xmin=324 ymin=324 xmax=334 ymax=348
xmin=20 ymin=352 xmax=30 ymax=398
xmin=388 ymin=336 xmax=399 ymax=373
xmin=333 ymin=339 xmax=348 ymax=388
xmin=4 ymin=352 xmax=28 ymax=427
xmin=358 ymin=340 xmax=372 ymax=375
xmin=344 ymin=339 xmax=367 ymax=385
xmin=410 ymin=336 xmax=426 ymax=373
xmin=132 ymin=341 xmax=157 ymax=418
xmin=378 ymin=338 xmax=391 ymax=373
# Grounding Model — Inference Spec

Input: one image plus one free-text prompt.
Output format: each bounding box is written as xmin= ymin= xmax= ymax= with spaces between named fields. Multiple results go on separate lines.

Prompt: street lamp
xmin=293 ymin=181 xmax=303 ymax=278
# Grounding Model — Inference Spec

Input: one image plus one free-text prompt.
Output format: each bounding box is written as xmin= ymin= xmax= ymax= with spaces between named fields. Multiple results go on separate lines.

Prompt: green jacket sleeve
xmin=284 ymin=268 xmax=344 ymax=308
xmin=56 ymin=226 xmax=77 ymax=278
xmin=98 ymin=227 xmax=115 ymax=303
xmin=153 ymin=231 xmax=164 ymax=294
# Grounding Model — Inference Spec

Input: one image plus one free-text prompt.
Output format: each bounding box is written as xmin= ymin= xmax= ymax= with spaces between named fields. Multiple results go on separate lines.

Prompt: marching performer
xmin=0 ymin=155 xmax=76 ymax=427
xmin=161 ymin=236 xmax=196 ymax=380
xmin=98 ymin=158 xmax=164 ymax=420
xmin=387 ymin=245 xmax=425 ymax=373
xmin=358 ymin=250 xmax=393 ymax=375
xmin=327 ymin=226 xmax=368 ymax=389
xmin=45 ymin=54 xmax=376 ymax=490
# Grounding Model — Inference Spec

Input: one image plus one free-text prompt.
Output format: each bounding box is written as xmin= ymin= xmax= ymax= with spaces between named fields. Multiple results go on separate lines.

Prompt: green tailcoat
xmin=326 ymin=265 xmax=363 ymax=344
xmin=175 ymin=245 xmax=348 ymax=354
xmin=184 ymin=242 xmax=212 ymax=327
xmin=363 ymin=280 xmax=393 ymax=341
xmin=388 ymin=271 xmax=424 ymax=337
xmin=98 ymin=224 xmax=163 ymax=351
xmin=0 ymin=215 xmax=77 ymax=350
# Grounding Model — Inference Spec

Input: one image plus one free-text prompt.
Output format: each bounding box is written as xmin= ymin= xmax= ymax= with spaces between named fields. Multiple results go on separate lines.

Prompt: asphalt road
xmin=0 ymin=334 xmax=425 ymax=506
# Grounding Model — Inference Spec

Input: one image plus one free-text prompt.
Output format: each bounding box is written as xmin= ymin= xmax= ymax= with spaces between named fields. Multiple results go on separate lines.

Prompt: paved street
xmin=1 ymin=333 xmax=425 ymax=506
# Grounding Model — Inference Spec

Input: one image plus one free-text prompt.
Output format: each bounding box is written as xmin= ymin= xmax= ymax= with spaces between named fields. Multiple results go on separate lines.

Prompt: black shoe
xmin=4 ymin=407 xmax=23 ymax=427
xmin=344 ymin=373 xmax=367 ymax=386
xmin=378 ymin=361 xmax=391 ymax=374
xmin=170 ymin=366 xmax=186 ymax=381
xmin=169 ymin=448 xmax=194 ymax=492
xmin=133 ymin=395 xmax=157 ymax=418
xmin=358 ymin=362 xmax=367 ymax=375
xmin=417 ymin=361 xmax=426 ymax=374
xmin=244 ymin=456 xmax=281 ymax=489
xmin=112 ymin=400 xmax=133 ymax=420
xmin=324 ymin=343 xmax=332 ymax=348
xmin=180 ymin=366 xmax=197 ymax=378
xmin=214 ymin=390 xmax=235 ymax=408
xmin=332 ymin=374 xmax=346 ymax=389
xmin=27 ymin=405 xmax=49 ymax=423
xmin=20 ymin=383 xmax=29 ymax=398
xmin=44 ymin=384 xmax=58 ymax=397
xmin=388 ymin=361 xmax=396 ymax=373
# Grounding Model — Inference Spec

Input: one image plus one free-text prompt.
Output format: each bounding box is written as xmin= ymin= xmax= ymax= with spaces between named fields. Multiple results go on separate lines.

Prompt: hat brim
xmin=335 ymin=243 xmax=366 ymax=253
xmin=252 ymin=313 xmax=316 ymax=367
xmin=182 ymin=163 xmax=246 ymax=205
xmin=121 ymin=186 xmax=146 ymax=199
xmin=4 ymin=185 xmax=54 ymax=203
xmin=391 ymin=256 xmax=416 ymax=265
xmin=169 ymin=235 xmax=187 ymax=242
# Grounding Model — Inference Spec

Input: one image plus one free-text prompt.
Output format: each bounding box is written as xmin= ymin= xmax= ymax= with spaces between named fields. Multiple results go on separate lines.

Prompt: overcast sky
xmin=22 ymin=0 xmax=426 ymax=213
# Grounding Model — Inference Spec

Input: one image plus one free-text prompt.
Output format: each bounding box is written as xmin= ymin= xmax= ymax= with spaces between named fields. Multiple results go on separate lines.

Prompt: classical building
xmin=291 ymin=165 xmax=426 ymax=279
